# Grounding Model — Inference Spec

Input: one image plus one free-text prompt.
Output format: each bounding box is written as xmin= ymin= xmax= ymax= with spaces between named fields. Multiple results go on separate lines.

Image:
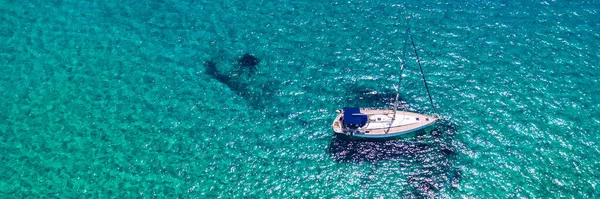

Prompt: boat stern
xmin=332 ymin=112 xmax=344 ymax=133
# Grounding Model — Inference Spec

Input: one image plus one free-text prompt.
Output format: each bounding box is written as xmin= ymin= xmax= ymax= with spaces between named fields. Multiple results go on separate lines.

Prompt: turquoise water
xmin=1 ymin=0 xmax=599 ymax=197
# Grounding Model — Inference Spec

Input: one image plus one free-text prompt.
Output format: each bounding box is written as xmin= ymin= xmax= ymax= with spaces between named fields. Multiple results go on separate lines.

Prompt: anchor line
xmin=408 ymin=28 xmax=438 ymax=116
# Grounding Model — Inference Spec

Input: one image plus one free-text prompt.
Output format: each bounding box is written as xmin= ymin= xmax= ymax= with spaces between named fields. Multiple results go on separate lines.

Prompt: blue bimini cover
xmin=343 ymin=107 xmax=368 ymax=128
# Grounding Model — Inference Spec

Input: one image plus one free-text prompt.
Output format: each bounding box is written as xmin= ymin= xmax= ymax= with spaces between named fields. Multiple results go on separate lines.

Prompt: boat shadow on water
xmin=328 ymin=122 xmax=457 ymax=162
xmin=327 ymin=120 xmax=462 ymax=196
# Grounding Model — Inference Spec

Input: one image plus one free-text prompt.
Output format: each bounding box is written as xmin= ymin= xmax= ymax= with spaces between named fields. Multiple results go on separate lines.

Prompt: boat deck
xmin=332 ymin=109 xmax=438 ymax=137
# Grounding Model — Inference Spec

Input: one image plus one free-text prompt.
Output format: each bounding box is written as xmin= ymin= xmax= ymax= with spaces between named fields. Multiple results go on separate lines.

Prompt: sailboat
xmin=332 ymin=18 xmax=439 ymax=138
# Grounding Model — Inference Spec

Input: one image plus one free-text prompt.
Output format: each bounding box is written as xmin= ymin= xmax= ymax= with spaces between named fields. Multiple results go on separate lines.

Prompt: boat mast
xmin=392 ymin=16 xmax=411 ymax=121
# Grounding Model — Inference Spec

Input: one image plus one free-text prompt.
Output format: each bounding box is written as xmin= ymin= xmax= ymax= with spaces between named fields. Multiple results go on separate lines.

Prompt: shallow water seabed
xmin=0 ymin=0 xmax=599 ymax=198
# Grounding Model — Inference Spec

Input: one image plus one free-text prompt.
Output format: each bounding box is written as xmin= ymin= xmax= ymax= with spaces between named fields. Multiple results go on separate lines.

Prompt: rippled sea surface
xmin=1 ymin=0 xmax=599 ymax=198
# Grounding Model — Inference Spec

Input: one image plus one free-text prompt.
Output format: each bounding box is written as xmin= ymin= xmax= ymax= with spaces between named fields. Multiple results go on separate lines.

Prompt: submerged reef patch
xmin=203 ymin=57 xmax=277 ymax=109
xmin=238 ymin=53 xmax=260 ymax=75
xmin=238 ymin=53 xmax=260 ymax=67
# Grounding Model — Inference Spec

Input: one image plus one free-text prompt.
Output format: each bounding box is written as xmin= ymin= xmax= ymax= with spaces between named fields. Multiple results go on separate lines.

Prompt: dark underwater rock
xmin=204 ymin=60 xmax=231 ymax=85
xmin=238 ymin=53 xmax=260 ymax=67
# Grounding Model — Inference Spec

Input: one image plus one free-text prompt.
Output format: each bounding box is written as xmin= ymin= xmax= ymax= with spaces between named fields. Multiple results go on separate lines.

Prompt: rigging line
xmin=408 ymin=28 xmax=439 ymax=115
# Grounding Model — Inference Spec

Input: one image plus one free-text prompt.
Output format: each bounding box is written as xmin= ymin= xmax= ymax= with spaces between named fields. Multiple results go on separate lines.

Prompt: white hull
xmin=332 ymin=109 xmax=438 ymax=138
